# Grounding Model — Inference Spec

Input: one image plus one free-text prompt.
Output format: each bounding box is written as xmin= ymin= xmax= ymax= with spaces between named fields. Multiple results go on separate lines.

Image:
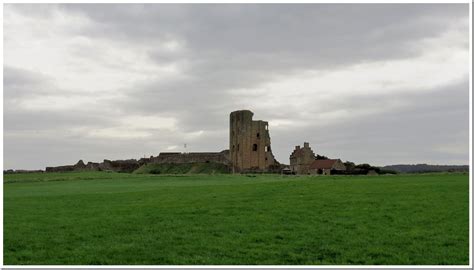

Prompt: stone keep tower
xmin=229 ymin=110 xmax=276 ymax=172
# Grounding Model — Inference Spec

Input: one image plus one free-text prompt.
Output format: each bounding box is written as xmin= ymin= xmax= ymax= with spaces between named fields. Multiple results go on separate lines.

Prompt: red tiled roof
xmin=309 ymin=159 xmax=339 ymax=170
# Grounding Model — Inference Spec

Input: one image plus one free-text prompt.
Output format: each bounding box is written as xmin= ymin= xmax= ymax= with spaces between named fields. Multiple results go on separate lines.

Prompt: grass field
xmin=3 ymin=172 xmax=470 ymax=265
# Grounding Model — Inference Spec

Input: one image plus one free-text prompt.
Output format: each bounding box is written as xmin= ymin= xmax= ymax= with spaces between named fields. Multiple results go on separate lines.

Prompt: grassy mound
xmin=133 ymin=162 xmax=230 ymax=174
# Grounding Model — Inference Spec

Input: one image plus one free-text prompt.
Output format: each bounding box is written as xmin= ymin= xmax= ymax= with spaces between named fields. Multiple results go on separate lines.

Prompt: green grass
xmin=133 ymin=162 xmax=230 ymax=174
xmin=4 ymin=172 xmax=469 ymax=265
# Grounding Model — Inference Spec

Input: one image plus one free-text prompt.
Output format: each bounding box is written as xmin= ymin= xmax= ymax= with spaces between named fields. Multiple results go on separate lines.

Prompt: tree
xmin=315 ymin=154 xmax=329 ymax=160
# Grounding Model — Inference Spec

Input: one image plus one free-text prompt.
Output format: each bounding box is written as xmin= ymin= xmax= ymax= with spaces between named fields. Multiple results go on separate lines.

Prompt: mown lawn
xmin=3 ymin=172 xmax=469 ymax=265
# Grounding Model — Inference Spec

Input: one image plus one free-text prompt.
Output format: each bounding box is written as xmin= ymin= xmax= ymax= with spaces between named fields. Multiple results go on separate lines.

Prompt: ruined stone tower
xmin=229 ymin=110 xmax=276 ymax=173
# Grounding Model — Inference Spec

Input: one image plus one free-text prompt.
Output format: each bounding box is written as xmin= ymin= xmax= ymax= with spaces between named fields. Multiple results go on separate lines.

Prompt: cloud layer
xmin=4 ymin=4 xmax=470 ymax=169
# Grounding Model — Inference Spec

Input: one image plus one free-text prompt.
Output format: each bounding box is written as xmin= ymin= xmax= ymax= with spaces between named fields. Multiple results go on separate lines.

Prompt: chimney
xmin=304 ymin=142 xmax=309 ymax=148
xmin=296 ymin=145 xmax=301 ymax=150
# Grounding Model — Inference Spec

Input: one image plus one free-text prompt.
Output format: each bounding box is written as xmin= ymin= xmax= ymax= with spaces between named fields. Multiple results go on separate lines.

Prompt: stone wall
xmin=149 ymin=150 xmax=230 ymax=165
xmin=45 ymin=164 xmax=77 ymax=173
xmin=98 ymin=159 xmax=141 ymax=173
xmin=44 ymin=151 xmax=230 ymax=173
xmin=46 ymin=159 xmax=141 ymax=173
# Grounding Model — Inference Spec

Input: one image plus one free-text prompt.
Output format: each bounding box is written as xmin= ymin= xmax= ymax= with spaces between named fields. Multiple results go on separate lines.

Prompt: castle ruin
xmin=41 ymin=110 xmax=353 ymax=175
xmin=229 ymin=110 xmax=278 ymax=173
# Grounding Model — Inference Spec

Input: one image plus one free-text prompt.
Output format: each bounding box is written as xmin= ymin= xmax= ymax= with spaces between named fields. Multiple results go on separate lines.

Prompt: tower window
xmin=265 ymin=146 xmax=268 ymax=152
xmin=256 ymin=132 xmax=260 ymax=139
xmin=252 ymin=144 xmax=258 ymax=151
xmin=265 ymin=125 xmax=268 ymax=130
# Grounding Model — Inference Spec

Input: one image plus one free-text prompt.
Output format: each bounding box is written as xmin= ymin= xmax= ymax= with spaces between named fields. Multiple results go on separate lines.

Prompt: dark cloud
xmin=271 ymin=80 xmax=469 ymax=165
xmin=3 ymin=4 xmax=470 ymax=169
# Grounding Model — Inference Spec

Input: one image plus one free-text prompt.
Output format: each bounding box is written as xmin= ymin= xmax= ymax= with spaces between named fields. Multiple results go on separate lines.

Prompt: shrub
xmin=149 ymin=169 xmax=161 ymax=174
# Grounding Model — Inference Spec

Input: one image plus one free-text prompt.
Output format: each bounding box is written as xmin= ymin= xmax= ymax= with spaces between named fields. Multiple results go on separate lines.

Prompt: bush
xmin=379 ymin=169 xmax=398 ymax=175
xmin=315 ymin=154 xmax=329 ymax=160
xmin=149 ymin=169 xmax=161 ymax=174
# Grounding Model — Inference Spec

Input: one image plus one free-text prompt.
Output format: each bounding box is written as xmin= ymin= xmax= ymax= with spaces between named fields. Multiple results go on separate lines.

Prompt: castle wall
xmin=150 ymin=151 xmax=230 ymax=165
xmin=44 ymin=152 xmax=230 ymax=173
xmin=229 ymin=110 xmax=277 ymax=172
xmin=99 ymin=159 xmax=141 ymax=173
xmin=46 ymin=159 xmax=141 ymax=173
xmin=45 ymin=165 xmax=76 ymax=172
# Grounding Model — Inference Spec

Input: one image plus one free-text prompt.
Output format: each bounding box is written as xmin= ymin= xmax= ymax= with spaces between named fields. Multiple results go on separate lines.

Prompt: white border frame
xmin=1 ymin=0 xmax=472 ymax=269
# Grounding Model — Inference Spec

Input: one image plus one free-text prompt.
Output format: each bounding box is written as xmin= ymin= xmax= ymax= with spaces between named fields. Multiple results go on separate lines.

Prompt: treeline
xmin=315 ymin=154 xmax=397 ymax=175
xmin=381 ymin=164 xmax=469 ymax=173
xmin=336 ymin=162 xmax=397 ymax=175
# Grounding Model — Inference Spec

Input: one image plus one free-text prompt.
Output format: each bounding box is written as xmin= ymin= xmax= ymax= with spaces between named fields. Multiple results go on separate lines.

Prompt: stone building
xmin=289 ymin=142 xmax=316 ymax=174
xmin=229 ymin=110 xmax=277 ymax=173
xmin=309 ymin=159 xmax=346 ymax=175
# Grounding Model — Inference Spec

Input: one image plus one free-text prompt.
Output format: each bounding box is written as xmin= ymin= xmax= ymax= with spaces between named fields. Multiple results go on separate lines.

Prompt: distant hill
xmin=381 ymin=164 xmax=469 ymax=173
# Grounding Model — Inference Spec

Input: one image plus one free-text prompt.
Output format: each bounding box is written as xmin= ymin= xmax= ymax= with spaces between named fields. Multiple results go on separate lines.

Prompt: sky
xmin=3 ymin=4 xmax=470 ymax=170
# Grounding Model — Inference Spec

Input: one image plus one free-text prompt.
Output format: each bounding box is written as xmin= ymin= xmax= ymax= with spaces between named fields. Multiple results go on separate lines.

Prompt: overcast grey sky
xmin=4 ymin=4 xmax=470 ymax=170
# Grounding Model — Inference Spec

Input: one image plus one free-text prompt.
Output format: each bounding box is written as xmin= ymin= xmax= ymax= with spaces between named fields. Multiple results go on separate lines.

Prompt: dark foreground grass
xmin=4 ymin=172 xmax=469 ymax=265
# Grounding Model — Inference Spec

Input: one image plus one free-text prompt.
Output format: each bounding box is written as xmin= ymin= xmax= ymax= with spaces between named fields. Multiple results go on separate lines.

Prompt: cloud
xmin=3 ymin=4 xmax=470 ymax=169
xmin=270 ymin=80 xmax=469 ymax=165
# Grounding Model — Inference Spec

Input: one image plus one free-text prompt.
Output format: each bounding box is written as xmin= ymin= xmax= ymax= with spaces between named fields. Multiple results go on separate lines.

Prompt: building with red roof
xmin=309 ymin=159 xmax=346 ymax=175
xmin=289 ymin=142 xmax=346 ymax=175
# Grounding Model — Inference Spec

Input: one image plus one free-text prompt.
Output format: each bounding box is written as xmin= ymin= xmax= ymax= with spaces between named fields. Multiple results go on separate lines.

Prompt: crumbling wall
xmin=43 ymin=151 xmax=230 ymax=173
xmin=85 ymin=162 xmax=100 ymax=170
xmin=45 ymin=160 xmax=86 ymax=173
xmin=45 ymin=159 xmax=140 ymax=173
xmin=98 ymin=159 xmax=140 ymax=173
xmin=150 ymin=150 xmax=230 ymax=165
xmin=45 ymin=165 xmax=75 ymax=173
